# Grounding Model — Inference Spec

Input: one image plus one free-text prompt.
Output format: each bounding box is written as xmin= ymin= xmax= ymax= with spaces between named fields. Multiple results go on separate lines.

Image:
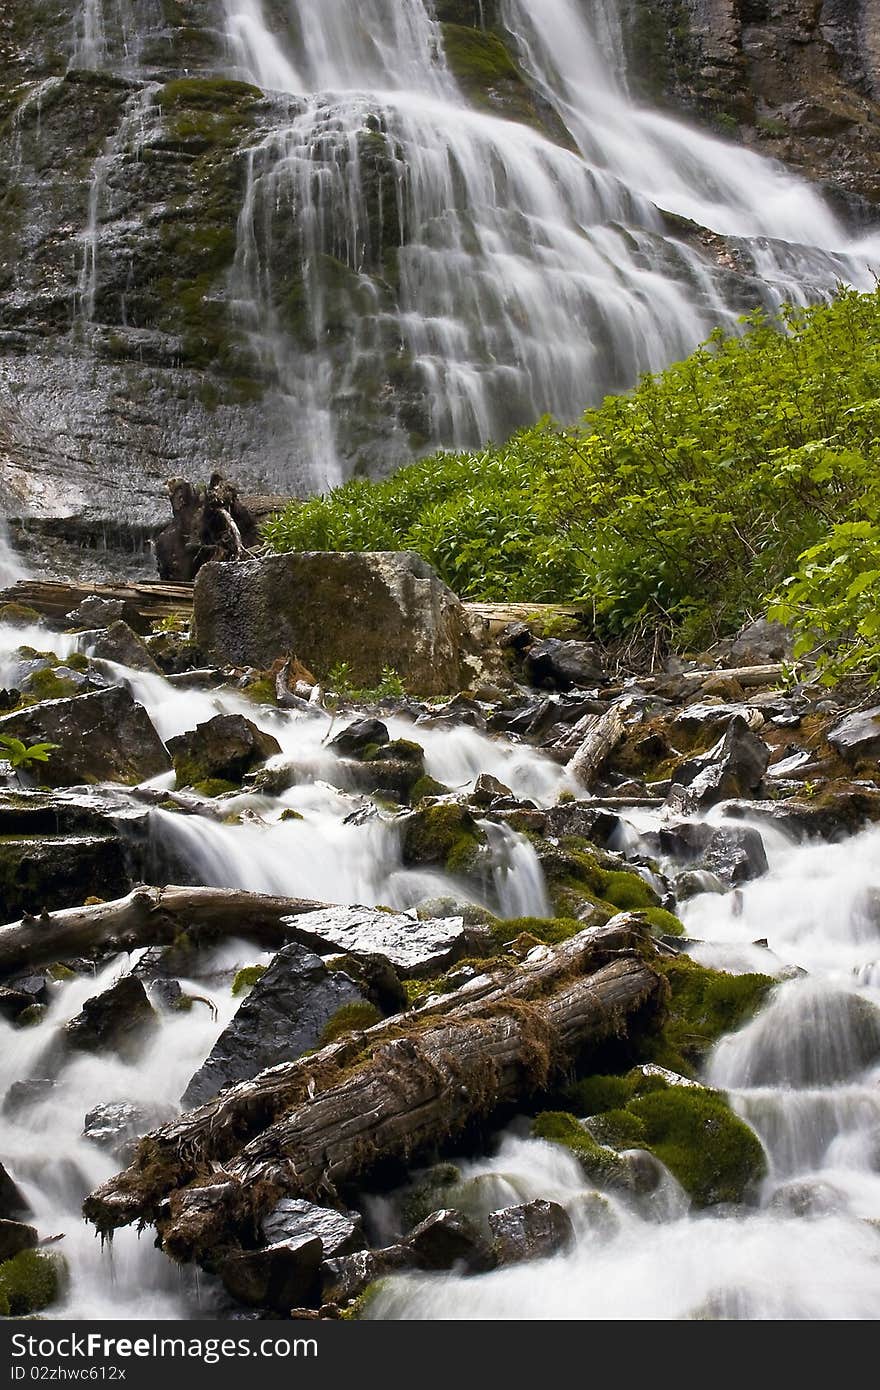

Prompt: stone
xmin=469 ymin=772 xmax=513 ymax=807
xmin=181 ymin=943 xmax=366 ymax=1108
xmin=193 ymin=552 xmax=471 ymax=696
xmin=81 ymin=1102 xmax=160 ymax=1163
xmin=86 ymin=620 xmax=162 ymax=674
xmin=0 ymin=1220 xmax=39 ymax=1263
xmin=64 ymin=976 xmax=159 ymax=1062
xmin=720 ymin=618 xmax=794 ymax=667
xmin=488 ymin=1200 xmax=574 ymax=1265
xmin=67 ymin=597 xmax=126 ymax=629
xmin=659 ymin=822 xmax=768 ymax=887
xmin=523 ymin=638 xmax=605 ymax=690
xmin=667 ymin=715 xmax=769 ymax=812
xmin=320 ymin=1251 xmax=378 ymax=1305
xmin=219 ymin=1236 xmax=323 ymax=1313
xmin=261 ymin=1200 xmax=365 ymax=1259
xmin=0 ymin=687 xmax=171 ymax=787
xmin=167 ymin=713 xmax=282 ymax=788
xmin=328 ymin=719 xmax=390 ymax=756
xmin=2 ymin=1080 xmax=56 ymax=1119
xmin=285 ymin=906 xmax=468 ymax=977
xmin=0 ymin=834 xmax=130 ymax=920
xmin=828 ymin=706 xmax=880 ymax=762
xmin=0 ymin=1162 xmax=30 ymax=1220
xmin=405 ymin=1209 xmax=495 ymax=1273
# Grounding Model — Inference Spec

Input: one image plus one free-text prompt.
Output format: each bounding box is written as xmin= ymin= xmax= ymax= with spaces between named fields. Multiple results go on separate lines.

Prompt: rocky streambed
xmin=0 ymin=555 xmax=878 ymax=1320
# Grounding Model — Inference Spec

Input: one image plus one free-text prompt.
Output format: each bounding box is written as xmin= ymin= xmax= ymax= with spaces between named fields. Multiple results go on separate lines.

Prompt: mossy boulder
xmin=0 ymin=1248 xmax=65 ymax=1316
xmin=0 ymin=603 xmax=40 ymax=627
xmin=531 ymin=1111 xmax=627 ymax=1186
xmin=401 ymin=802 xmax=487 ymax=876
xmin=167 ymin=713 xmax=281 ymax=789
xmin=0 ymin=686 xmax=171 ymax=787
xmin=646 ymin=957 xmax=775 ymax=1075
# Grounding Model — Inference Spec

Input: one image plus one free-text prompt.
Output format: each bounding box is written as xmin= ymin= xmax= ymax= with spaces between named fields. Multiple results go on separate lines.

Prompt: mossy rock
xmin=401 ymin=802 xmax=486 ymax=876
xmin=0 ymin=603 xmax=40 ymax=627
xmin=191 ymin=778 xmax=239 ymax=799
xmin=531 ymin=1111 xmax=626 ymax=1186
xmin=409 ymin=775 xmax=450 ymax=804
xmin=646 ymin=957 xmax=775 ymax=1075
xmin=0 ymin=1249 xmax=65 ymax=1316
xmin=319 ymin=1001 xmax=383 ymax=1046
xmin=488 ymin=915 xmax=582 ymax=949
xmin=231 ymin=965 xmax=266 ymax=997
xmin=401 ymin=1162 xmax=462 ymax=1230
xmin=22 ymin=667 xmax=80 ymax=702
xmin=626 ymin=1085 xmax=766 ymax=1207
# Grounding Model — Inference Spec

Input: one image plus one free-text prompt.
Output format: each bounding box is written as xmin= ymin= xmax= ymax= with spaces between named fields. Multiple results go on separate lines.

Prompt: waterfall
xmin=0 ymin=520 xmax=25 ymax=591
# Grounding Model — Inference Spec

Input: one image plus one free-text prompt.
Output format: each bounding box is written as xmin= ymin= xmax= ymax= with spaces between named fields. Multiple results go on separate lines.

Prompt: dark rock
xmin=0 ymin=833 xmax=130 ymax=920
xmin=720 ymin=618 xmax=794 ymax=667
xmin=328 ymin=720 xmax=390 ymax=757
xmin=0 ymin=1162 xmax=30 ymax=1219
xmin=320 ymin=1251 xmax=378 ymax=1305
xmin=335 ymin=751 xmax=426 ymax=802
xmin=286 ymin=906 xmax=468 ymax=977
xmin=0 ymin=1219 xmax=39 ymax=1263
xmin=64 ymin=975 xmax=158 ymax=1062
xmin=167 ymin=713 xmax=282 ymax=787
xmin=81 ymin=1101 xmax=161 ymax=1163
xmin=660 ymin=822 xmax=768 ymax=887
xmin=261 ymin=1200 xmax=365 ymax=1259
xmin=498 ymin=621 xmax=533 ymax=650
xmin=181 ymin=943 xmax=366 ymax=1108
xmin=524 ymin=639 xmax=605 ymax=690
xmin=0 ymin=687 xmax=171 ymax=787
xmin=2 ymin=1079 xmax=57 ymax=1118
xmin=67 ymin=597 xmax=126 ymax=629
xmin=325 ymin=953 xmax=407 ymax=1015
xmin=193 ymin=552 xmax=472 ymax=697
xmin=219 ymin=1236 xmax=323 ymax=1313
xmin=87 ymin=620 xmax=162 ymax=674
xmin=0 ymin=988 xmax=33 ymax=1023
xmin=406 ymin=1209 xmax=495 ymax=1273
xmin=488 ymin=1200 xmax=575 ymax=1265
xmin=828 ymin=706 xmax=880 ymax=762
xmin=469 ymin=772 xmax=513 ymax=807
xmin=667 ymin=716 xmax=770 ymax=812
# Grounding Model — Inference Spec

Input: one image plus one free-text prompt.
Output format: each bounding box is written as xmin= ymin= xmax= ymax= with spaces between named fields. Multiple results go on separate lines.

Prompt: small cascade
xmin=71 ymin=0 xmax=107 ymax=71
xmin=0 ymin=521 xmax=25 ymax=592
xmin=481 ymin=819 xmax=553 ymax=919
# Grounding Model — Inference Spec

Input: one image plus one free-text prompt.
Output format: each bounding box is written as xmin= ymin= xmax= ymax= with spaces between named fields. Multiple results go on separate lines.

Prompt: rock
xmin=399 ymin=802 xmax=487 ymax=877
xmin=320 ymin=1250 xmax=378 ymax=1305
xmin=0 ymin=687 xmax=171 ymax=787
xmin=193 ymin=552 xmax=471 ymax=697
xmin=0 ymin=988 xmax=33 ymax=1023
xmin=667 ymin=715 xmax=769 ymax=812
xmin=498 ymin=621 xmax=533 ymax=650
xmin=469 ymin=772 xmax=513 ymax=807
xmin=720 ymin=618 xmax=794 ymax=667
xmin=261 ymin=1200 xmax=365 ymax=1259
xmin=67 ymin=597 xmax=126 ymax=629
xmin=659 ymin=822 xmax=768 ymax=887
xmin=181 ymin=943 xmax=366 ymax=1108
xmin=2 ymin=1080 xmax=56 ymax=1119
xmin=64 ymin=976 xmax=159 ymax=1062
xmin=0 ymin=833 xmax=130 ymax=920
xmin=405 ymin=1210 xmax=495 ymax=1273
xmin=524 ymin=639 xmax=605 ymax=690
xmin=86 ymin=620 xmax=163 ymax=674
xmin=82 ymin=1102 xmax=157 ymax=1163
xmin=166 ymin=713 xmax=282 ymax=788
xmin=488 ymin=1200 xmax=574 ymax=1265
xmin=285 ymin=906 xmax=469 ymax=977
xmin=828 ymin=707 xmax=880 ymax=762
xmin=0 ymin=1163 xmax=30 ymax=1220
xmin=0 ymin=1220 xmax=39 ymax=1263
xmin=219 ymin=1236 xmax=323 ymax=1313
xmin=328 ymin=719 xmax=390 ymax=756
xmin=325 ymin=953 xmax=408 ymax=1014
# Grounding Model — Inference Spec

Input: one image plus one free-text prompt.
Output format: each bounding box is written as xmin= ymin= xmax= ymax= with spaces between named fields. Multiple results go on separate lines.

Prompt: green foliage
xmin=265 ymin=287 xmax=880 ymax=662
xmin=0 ymin=735 xmax=58 ymax=769
xmin=326 ymin=662 xmax=406 ymax=702
xmin=151 ymin=611 xmax=191 ymax=635
xmin=0 ymin=1249 xmax=64 ymax=1316
xmin=231 ymin=965 xmax=266 ymax=997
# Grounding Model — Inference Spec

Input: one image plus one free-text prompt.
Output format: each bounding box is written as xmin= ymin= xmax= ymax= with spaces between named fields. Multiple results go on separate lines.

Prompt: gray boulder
xmin=0 ymin=1219 xmax=38 ymax=1263
xmin=181 ymin=943 xmax=366 ymax=1108
xmin=261 ymin=1200 xmax=365 ymax=1259
xmin=66 ymin=597 xmax=126 ymax=629
xmin=406 ymin=1209 xmax=495 ymax=1273
xmin=524 ymin=638 xmax=605 ymax=690
xmin=64 ymin=976 xmax=159 ymax=1062
xmin=328 ymin=719 xmax=390 ymax=756
xmin=667 ymin=716 xmax=769 ymax=812
xmin=192 ymin=551 xmax=471 ymax=696
xmin=0 ymin=686 xmax=171 ymax=787
xmin=167 ymin=713 xmax=281 ymax=788
xmin=720 ymin=618 xmax=793 ymax=667
xmin=219 ymin=1235 xmax=323 ymax=1313
xmin=286 ymin=906 xmax=468 ymax=977
xmin=828 ymin=706 xmax=880 ymax=762
xmin=81 ymin=1101 xmax=165 ymax=1163
xmin=659 ymin=822 xmax=768 ymax=887
xmin=489 ymin=1200 xmax=574 ymax=1265
xmin=86 ymin=620 xmax=162 ymax=674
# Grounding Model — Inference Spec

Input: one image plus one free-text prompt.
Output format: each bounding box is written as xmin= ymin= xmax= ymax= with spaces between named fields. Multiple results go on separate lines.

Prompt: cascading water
xmin=0 ymin=524 xmax=24 ymax=591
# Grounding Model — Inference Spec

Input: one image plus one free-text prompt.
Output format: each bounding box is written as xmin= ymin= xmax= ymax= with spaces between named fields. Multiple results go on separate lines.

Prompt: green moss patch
xmin=531 ymin=1111 xmax=625 ymax=1185
xmin=191 ymin=778 xmax=239 ymax=799
xmin=626 ymin=1084 xmax=766 ymax=1206
xmin=646 ymin=957 xmax=775 ymax=1075
xmin=0 ymin=1249 xmax=65 ymax=1316
xmin=319 ymin=1001 xmax=383 ymax=1046
xmin=231 ymin=965 xmax=266 ymax=997
xmin=401 ymin=803 xmax=485 ymax=876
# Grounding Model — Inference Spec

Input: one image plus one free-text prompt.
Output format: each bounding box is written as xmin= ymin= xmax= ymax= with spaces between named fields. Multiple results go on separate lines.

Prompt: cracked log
xmin=82 ymin=916 xmax=664 ymax=1263
xmin=0 ymin=886 xmax=324 ymax=977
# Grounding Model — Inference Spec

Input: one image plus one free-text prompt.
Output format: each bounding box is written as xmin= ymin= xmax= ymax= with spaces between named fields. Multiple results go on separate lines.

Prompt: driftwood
xmin=155 ymin=475 xmax=261 ymax=583
xmin=0 ymin=886 xmax=324 ymax=976
xmin=83 ymin=916 xmax=663 ymax=1259
xmin=567 ymin=701 xmax=631 ymax=789
xmin=0 ymin=579 xmax=193 ymax=633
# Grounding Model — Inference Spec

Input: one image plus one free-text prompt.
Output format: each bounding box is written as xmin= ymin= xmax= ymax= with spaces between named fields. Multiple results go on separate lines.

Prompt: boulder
xmin=86 ymin=620 xmax=162 ymax=674
xmin=667 ymin=716 xmax=769 ymax=812
xmin=0 ymin=1163 xmax=29 ymax=1220
xmin=827 ymin=706 xmax=880 ymax=762
xmin=488 ymin=1200 xmax=574 ymax=1265
xmin=659 ymin=822 xmax=768 ymax=887
xmin=0 ymin=1219 xmax=38 ymax=1263
xmin=285 ymin=906 xmax=469 ymax=977
xmin=219 ymin=1235 xmax=323 ymax=1313
xmin=166 ymin=714 xmax=282 ymax=788
xmin=0 ymin=687 xmax=171 ymax=787
xmin=524 ymin=639 xmax=605 ymax=690
xmin=470 ymin=772 xmax=513 ymax=807
xmin=64 ymin=976 xmax=159 ymax=1062
xmin=0 ymin=834 xmax=130 ymax=919
xmin=67 ymin=596 xmax=126 ymax=629
xmin=405 ymin=1209 xmax=495 ymax=1273
xmin=328 ymin=719 xmax=390 ymax=756
xmin=720 ymin=618 xmax=793 ymax=668
xmin=193 ymin=552 xmax=471 ymax=696
xmin=261 ymin=1200 xmax=365 ymax=1259
xmin=181 ymin=943 xmax=366 ymax=1108
xmin=81 ymin=1102 xmax=161 ymax=1163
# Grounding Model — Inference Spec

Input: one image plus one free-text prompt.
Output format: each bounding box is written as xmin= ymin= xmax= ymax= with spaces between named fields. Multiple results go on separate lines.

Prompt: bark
xmin=82 ymin=916 xmax=664 ymax=1258
xmin=2 ymin=580 xmax=193 ymax=634
xmin=567 ymin=701 xmax=631 ymax=789
xmin=0 ymin=886 xmax=323 ymax=976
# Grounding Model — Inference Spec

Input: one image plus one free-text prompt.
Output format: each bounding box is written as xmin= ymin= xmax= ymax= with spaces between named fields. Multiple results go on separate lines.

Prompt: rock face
xmin=0 ymin=833 xmax=129 ymax=919
xmin=261 ymin=1200 xmax=365 ymax=1259
xmin=0 ymin=687 xmax=171 ymax=787
xmin=827 ymin=706 xmax=880 ymax=761
xmin=193 ymin=552 xmax=471 ymax=695
xmin=166 ymin=714 xmax=282 ymax=788
xmin=181 ymin=943 xmax=366 ymax=1109
xmin=667 ymin=714 xmax=770 ymax=811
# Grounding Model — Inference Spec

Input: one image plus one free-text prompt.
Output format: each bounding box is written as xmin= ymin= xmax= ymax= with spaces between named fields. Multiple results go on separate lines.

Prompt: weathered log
xmin=0 ymin=579 xmax=193 ymax=634
xmin=566 ymin=700 xmax=631 ymax=789
xmin=0 ymin=886 xmax=323 ymax=976
xmin=83 ymin=916 xmax=663 ymax=1258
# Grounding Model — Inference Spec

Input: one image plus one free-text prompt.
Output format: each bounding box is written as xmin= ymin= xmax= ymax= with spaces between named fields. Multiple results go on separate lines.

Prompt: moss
xmin=340 ymin=1278 xmax=389 ymax=1320
xmin=240 ymin=677 xmax=278 ymax=706
xmin=401 ymin=1162 xmax=461 ymax=1229
xmin=319 ymin=1001 xmax=383 ymax=1046
xmin=641 ymin=906 xmax=686 ymax=937
xmin=279 ymin=808 xmax=304 ymax=822
xmin=409 ymin=775 xmax=449 ymax=804
xmin=15 ymin=1003 xmax=46 ymax=1028
xmin=0 ymin=1249 xmax=64 ymax=1316
xmin=563 ymin=1073 xmax=632 ymax=1116
xmin=645 ymin=957 xmax=775 ymax=1075
xmin=626 ymin=1085 xmax=766 ymax=1206
xmin=488 ymin=915 xmax=581 ymax=949
xmin=191 ymin=778 xmax=239 ymax=798
xmin=401 ymin=803 xmax=484 ymax=876
xmin=231 ymin=965 xmax=266 ymax=997
xmin=0 ymin=603 xmax=40 ymax=627
xmin=47 ymin=962 xmax=76 ymax=981
xmin=531 ymin=1111 xmax=624 ymax=1185
xmin=23 ymin=667 xmax=79 ymax=702
xmin=65 ymin=652 xmax=89 ymax=672
xmin=586 ymin=1107 xmax=648 ymax=1149
xmin=368 ymin=739 xmax=424 ymax=765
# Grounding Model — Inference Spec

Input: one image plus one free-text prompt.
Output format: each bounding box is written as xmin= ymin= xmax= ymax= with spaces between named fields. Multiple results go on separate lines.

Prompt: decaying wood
xmin=0 ymin=579 xmax=193 ymax=634
xmin=0 ymin=886 xmax=323 ymax=976
xmin=83 ymin=916 xmax=663 ymax=1258
xmin=465 ymin=601 xmax=588 ymax=642
xmin=566 ymin=700 xmax=631 ymax=789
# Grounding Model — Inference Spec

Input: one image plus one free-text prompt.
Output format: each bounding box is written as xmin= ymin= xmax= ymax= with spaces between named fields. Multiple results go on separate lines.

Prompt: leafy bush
xmin=265 ymin=287 xmax=880 ymax=663
xmin=0 ymin=735 xmax=58 ymax=769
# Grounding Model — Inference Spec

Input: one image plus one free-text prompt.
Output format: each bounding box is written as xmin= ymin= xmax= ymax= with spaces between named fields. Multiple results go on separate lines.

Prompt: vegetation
xmin=319 ymin=1001 xmax=384 ymax=1046
xmin=0 ymin=1249 xmax=64 ymax=1316
xmin=0 ymin=734 xmax=58 ymax=770
xmin=231 ymin=965 xmax=267 ymax=997
xmin=645 ymin=957 xmax=775 ymax=1077
xmin=265 ymin=287 xmax=880 ymax=664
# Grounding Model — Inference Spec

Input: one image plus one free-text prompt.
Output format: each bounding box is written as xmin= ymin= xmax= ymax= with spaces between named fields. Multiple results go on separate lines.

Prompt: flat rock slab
xmin=286 ymin=906 xmax=467 ymax=978
xmin=828 ymin=706 xmax=880 ymax=761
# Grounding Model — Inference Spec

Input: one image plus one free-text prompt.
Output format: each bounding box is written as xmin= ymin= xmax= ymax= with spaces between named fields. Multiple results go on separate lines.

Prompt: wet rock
xmin=81 ymin=1102 xmax=161 ymax=1163
xmin=86 ymin=620 xmax=162 ymax=674
xmin=405 ymin=1209 xmax=495 ymax=1273
xmin=400 ymin=802 xmax=487 ymax=877
xmin=325 ymin=953 xmax=407 ymax=1015
xmin=67 ymin=596 xmax=126 ymax=629
xmin=335 ymin=746 xmax=427 ymax=801
xmin=181 ymin=943 xmax=366 ymax=1108
xmin=0 ymin=988 xmax=33 ymax=1023
xmin=769 ymin=1179 xmax=846 ymax=1217
xmin=660 ymin=821 xmax=768 ymax=887
xmin=219 ymin=1236 xmax=323 ymax=1313
xmin=320 ymin=1250 xmax=379 ymax=1305
xmin=524 ymin=638 xmax=605 ymax=690
xmin=488 ymin=1200 xmax=574 ymax=1265
xmin=64 ymin=976 xmax=159 ymax=1062
xmin=167 ymin=713 xmax=282 ymax=788
xmin=328 ymin=719 xmax=390 ymax=756
xmin=193 ymin=552 xmax=472 ymax=697
xmin=498 ymin=621 xmax=532 ymax=650
xmin=0 ymin=833 xmax=130 ymax=920
xmin=2 ymin=1080 xmax=56 ymax=1119
xmin=0 ymin=1220 xmax=39 ymax=1263
xmin=719 ymin=618 xmax=794 ymax=667
xmin=261 ymin=1200 xmax=365 ymax=1259
xmin=0 ymin=686 xmax=171 ymax=787
xmin=285 ymin=906 xmax=468 ymax=977
xmin=667 ymin=716 xmax=769 ymax=812
xmin=0 ymin=1163 xmax=30 ymax=1220
xmin=827 ymin=706 xmax=880 ymax=762
xmin=469 ymin=772 xmax=513 ymax=807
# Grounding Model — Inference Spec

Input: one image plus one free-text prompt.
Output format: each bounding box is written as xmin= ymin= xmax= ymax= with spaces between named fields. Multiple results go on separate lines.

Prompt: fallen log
xmin=567 ymin=700 xmax=631 ymax=789
xmin=0 ymin=580 xmax=193 ymax=634
xmin=0 ymin=885 xmax=324 ymax=976
xmin=83 ymin=916 xmax=663 ymax=1260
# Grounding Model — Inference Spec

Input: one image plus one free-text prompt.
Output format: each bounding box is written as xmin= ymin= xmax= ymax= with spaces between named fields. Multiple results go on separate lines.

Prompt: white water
xmin=0 ymin=523 xmax=25 ymax=592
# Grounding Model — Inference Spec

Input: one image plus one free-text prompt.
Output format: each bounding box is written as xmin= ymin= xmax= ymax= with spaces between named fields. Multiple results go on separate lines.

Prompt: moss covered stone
xmin=0 ymin=603 xmax=40 ymax=627
xmin=319 ymin=1001 xmax=383 ymax=1046
xmin=231 ymin=965 xmax=266 ymax=997
xmin=531 ymin=1111 xmax=625 ymax=1185
xmin=0 ymin=1249 xmax=64 ymax=1316
xmin=625 ymin=1084 xmax=766 ymax=1207
xmin=401 ymin=802 xmax=486 ymax=876
xmin=191 ymin=778 xmax=239 ymax=799
xmin=646 ymin=957 xmax=775 ymax=1075
xmin=488 ymin=915 xmax=581 ymax=949
xmin=409 ymin=775 xmax=450 ymax=804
